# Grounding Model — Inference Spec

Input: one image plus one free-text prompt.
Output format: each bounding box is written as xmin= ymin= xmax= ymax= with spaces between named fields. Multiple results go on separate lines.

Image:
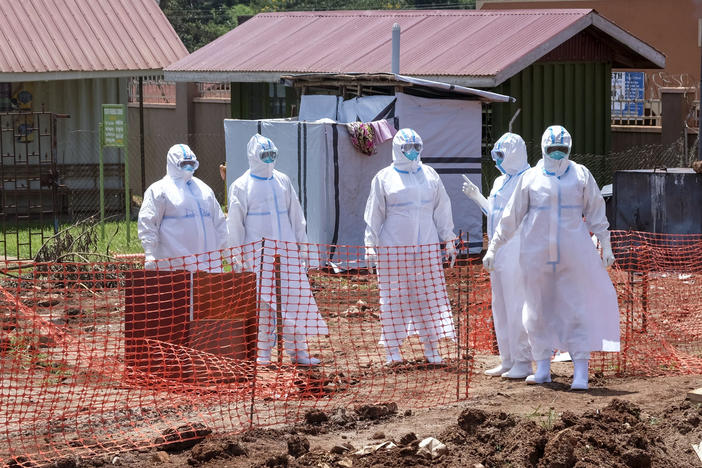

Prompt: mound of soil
xmin=354 ymin=402 xmax=398 ymax=421
xmin=332 ymin=398 xmax=701 ymax=467
xmin=71 ymin=382 xmax=702 ymax=468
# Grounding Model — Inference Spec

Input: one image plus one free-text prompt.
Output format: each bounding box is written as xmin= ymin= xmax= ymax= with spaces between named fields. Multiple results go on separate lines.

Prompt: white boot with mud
xmin=525 ymin=359 xmax=551 ymax=384
xmin=485 ymin=360 xmax=512 ymax=376
xmin=386 ymin=346 xmax=403 ymax=365
xmin=570 ymin=359 xmax=589 ymax=390
xmin=501 ymin=360 xmax=532 ymax=379
xmin=423 ymin=341 xmax=443 ymax=364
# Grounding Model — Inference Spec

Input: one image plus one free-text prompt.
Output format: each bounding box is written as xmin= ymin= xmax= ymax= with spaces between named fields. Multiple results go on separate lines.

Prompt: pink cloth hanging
xmin=370 ymin=119 xmax=397 ymax=144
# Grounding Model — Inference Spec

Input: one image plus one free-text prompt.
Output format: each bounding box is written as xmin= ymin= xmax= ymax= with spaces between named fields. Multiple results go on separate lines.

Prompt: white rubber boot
xmin=501 ymin=361 xmax=532 ymax=379
xmin=485 ymin=360 xmax=513 ymax=376
xmin=386 ymin=346 xmax=403 ymax=364
xmin=287 ymin=341 xmax=321 ymax=366
xmin=570 ymin=359 xmax=589 ymax=390
xmin=525 ymin=359 xmax=551 ymax=384
xmin=423 ymin=341 xmax=443 ymax=364
xmin=291 ymin=351 xmax=321 ymax=366
xmin=257 ymin=347 xmax=272 ymax=366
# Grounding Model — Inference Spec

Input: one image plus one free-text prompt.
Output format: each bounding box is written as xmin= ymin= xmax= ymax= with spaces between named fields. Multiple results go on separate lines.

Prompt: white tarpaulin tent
xmin=225 ymin=88 xmax=510 ymax=263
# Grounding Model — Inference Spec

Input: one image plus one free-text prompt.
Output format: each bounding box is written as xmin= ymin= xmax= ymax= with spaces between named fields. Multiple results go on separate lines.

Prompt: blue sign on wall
xmin=612 ymin=71 xmax=645 ymax=117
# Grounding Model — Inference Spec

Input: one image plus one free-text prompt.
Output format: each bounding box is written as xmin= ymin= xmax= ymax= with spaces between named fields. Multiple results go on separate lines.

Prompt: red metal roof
xmin=0 ymin=0 xmax=188 ymax=79
xmin=165 ymin=9 xmax=664 ymax=87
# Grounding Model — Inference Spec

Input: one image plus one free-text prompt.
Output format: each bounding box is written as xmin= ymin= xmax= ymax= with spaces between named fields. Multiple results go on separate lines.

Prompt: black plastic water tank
xmin=611 ymin=168 xmax=702 ymax=234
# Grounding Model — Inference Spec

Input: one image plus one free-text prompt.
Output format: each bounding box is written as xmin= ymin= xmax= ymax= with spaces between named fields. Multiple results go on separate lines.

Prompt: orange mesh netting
xmin=0 ymin=231 xmax=700 ymax=466
xmin=0 ymin=239 xmax=473 ymax=466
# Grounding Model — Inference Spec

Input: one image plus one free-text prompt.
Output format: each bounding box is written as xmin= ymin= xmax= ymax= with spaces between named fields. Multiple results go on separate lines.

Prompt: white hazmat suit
xmin=462 ymin=133 xmax=533 ymax=379
xmin=138 ymin=144 xmax=228 ymax=271
xmin=484 ymin=126 xmax=619 ymax=390
xmin=227 ymin=134 xmax=328 ymax=366
xmin=364 ymin=129 xmax=457 ymax=364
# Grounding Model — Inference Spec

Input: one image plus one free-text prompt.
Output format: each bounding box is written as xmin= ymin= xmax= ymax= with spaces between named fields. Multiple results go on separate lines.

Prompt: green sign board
xmin=102 ymin=104 xmax=126 ymax=147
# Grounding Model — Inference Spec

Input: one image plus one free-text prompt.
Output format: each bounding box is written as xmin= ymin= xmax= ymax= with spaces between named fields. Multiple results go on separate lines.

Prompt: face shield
xmin=259 ymin=148 xmax=278 ymax=164
xmin=400 ymin=142 xmax=423 ymax=161
xmin=491 ymin=149 xmax=506 ymax=173
xmin=545 ymin=144 xmax=570 ymax=160
xmin=178 ymin=159 xmax=197 ymax=172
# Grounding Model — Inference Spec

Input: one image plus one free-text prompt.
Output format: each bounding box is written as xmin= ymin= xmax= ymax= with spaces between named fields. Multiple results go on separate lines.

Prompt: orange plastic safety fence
xmin=0 ymin=239 xmax=473 ymax=466
xmin=1 ymin=231 xmax=700 ymax=466
xmin=466 ymin=231 xmax=702 ymax=376
xmin=589 ymin=230 xmax=702 ymax=376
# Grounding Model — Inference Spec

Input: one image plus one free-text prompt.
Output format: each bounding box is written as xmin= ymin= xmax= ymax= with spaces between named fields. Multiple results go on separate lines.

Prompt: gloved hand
xmin=461 ymin=175 xmax=481 ymax=200
xmin=365 ymin=246 xmax=378 ymax=270
xmin=229 ymin=248 xmax=244 ymax=273
xmin=599 ymin=236 xmax=616 ymax=268
xmin=144 ymin=253 xmax=157 ymax=270
xmin=445 ymin=241 xmax=457 ymax=268
xmin=482 ymin=248 xmax=495 ymax=272
xmin=461 ymin=175 xmax=489 ymax=213
xmin=299 ymin=243 xmax=312 ymax=269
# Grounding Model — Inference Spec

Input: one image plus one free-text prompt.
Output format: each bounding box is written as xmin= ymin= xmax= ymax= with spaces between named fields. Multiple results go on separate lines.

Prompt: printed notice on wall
xmin=611 ymin=72 xmax=644 ymax=118
xmin=102 ymin=104 xmax=126 ymax=147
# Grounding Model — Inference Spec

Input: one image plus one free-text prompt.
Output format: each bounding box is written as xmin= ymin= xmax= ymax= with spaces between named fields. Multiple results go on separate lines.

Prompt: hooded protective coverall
xmin=364 ymin=129 xmax=457 ymax=363
xmin=138 ymin=144 xmax=228 ymax=272
xmin=485 ymin=125 xmax=619 ymax=389
xmin=227 ymin=134 xmax=328 ymax=365
xmin=463 ymin=133 xmax=533 ymax=378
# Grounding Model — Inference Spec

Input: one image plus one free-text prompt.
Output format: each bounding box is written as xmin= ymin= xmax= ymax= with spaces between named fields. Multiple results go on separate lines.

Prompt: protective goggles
xmin=259 ymin=149 xmax=278 ymax=163
xmin=178 ymin=160 xmax=197 ymax=169
xmin=491 ymin=150 xmax=505 ymax=161
xmin=545 ymin=145 xmax=570 ymax=155
xmin=400 ymin=142 xmax=423 ymax=154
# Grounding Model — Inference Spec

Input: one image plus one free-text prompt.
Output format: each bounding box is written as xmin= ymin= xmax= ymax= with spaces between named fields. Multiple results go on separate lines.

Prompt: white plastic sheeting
xmin=224 ymin=93 xmax=484 ymax=261
xmin=298 ymin=94 xmax=395 ymax=123
xmin=298 ymin=95 xmax=341 ymax=122
xmin=395 ymin=93 xmax=482 ymax=251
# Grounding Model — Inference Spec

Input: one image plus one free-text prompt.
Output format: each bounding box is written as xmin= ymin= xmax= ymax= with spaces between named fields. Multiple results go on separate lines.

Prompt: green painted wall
xmin=487 ymin=62 xmax=612 ymax=187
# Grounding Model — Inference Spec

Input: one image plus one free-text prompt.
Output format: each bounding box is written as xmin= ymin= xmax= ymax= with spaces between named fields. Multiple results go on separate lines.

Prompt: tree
xmin=161 ymin=0 xmax=240 ymax=52
xmin=161 ymin=0 xmax=475 ymax=52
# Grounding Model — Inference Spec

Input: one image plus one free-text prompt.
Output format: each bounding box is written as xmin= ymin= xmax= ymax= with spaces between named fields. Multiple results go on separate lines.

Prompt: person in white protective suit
xmin=364 ymin=129 xmax=458 ymax=365
xmin=138 ymin=144 xmax=228 ymax=271
xmin=462 ymin=133 xmax=533 ymax=379
xmin=483 ymin=125 xmax=619 ymax=390
xmin=227 ymin=134 xmax=328 ymax=366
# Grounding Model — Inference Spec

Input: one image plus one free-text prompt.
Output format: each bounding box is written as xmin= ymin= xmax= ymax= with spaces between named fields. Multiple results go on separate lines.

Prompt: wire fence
xmin=481 ymin=137 xmax=697 ymax=193
xmin=0 ymin=232 xmax=700 ymax=466
xmin=2 ymin=122 xmax=698 ymax=261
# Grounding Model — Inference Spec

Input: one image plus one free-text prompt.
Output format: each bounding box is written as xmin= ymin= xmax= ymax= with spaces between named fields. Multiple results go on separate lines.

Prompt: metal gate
xmin=0 ymin=112 xmax=60 ymax=261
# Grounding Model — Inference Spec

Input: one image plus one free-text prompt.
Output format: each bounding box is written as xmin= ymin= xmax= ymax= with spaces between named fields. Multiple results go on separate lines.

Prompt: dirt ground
xmin=54 ymin=360 xmax=702 ymax=468
xmin=2 ymin=264 xmax=701 ymax=467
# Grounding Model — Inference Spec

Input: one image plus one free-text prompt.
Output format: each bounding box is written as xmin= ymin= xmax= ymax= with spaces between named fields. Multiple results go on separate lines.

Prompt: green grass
xmin=1 ymin=220 xmax=143 ymax=260
xmin=98 ymin=221 xmax=143 ymax=255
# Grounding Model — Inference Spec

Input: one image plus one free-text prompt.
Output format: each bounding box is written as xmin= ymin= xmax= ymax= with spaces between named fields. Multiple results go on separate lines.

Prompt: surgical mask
xmin=179 ymin=160 xmax=197 ymax=172
xmin=404 ymin=149 xmax=420 ymax=161
xmin=495 ymin=158 xmax=505 ymax=174
xmin=401 ymin=142 xmax=422 ymax=161
xmin=260 ymin=149 xmax=277 ymax=164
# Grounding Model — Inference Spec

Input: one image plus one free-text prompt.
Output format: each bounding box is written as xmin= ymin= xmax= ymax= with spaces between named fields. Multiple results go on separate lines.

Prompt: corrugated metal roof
xmin=165 ymin=9 xmax=664 ymax=87
xmin=0 ymin=0 xmax=188 ymax=80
